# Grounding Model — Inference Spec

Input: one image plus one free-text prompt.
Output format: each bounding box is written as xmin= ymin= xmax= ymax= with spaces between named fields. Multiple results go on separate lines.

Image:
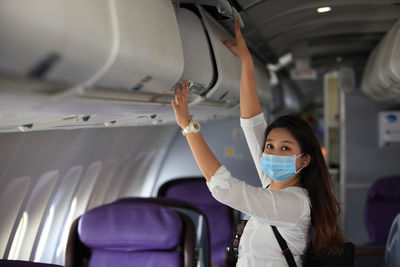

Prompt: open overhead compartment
xmin=195 ymin=6 xmax=270 ymax=106
xmin=361 ymin=19 xmax=400 ymax=102
xmin=174 ymin=7 xmax=215 ymax=96
xmin=197 ymin=6 xmax=241 ymax=105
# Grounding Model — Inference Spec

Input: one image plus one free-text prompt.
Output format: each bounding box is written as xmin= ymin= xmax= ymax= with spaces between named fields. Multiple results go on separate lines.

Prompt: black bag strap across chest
xmin=271 ymin=225 xmax=297 ymax=267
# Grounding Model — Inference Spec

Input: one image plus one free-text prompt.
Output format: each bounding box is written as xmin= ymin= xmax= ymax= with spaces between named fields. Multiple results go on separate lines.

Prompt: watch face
xmin=193 ymin=122 xmax=200 ymax=130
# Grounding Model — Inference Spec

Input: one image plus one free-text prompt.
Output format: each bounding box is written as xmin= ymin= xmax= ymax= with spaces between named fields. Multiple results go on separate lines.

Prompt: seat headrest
xmin=160 ymin=179 xmax=216 ymax=204
xmin=78 ymin=203 xmax=182 ymax=251
xmin=368 ymin=176 xmax=400 ymax=201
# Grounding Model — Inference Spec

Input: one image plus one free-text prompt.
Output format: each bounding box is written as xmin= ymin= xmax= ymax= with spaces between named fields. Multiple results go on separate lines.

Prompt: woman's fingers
xmin=221 ymin=38 xmax=232 ymax=48
xmin=184 ymin=80 xmax=189 ymax=98
xmin=221 ymin=38 xmax=239 ymax=57
xmin=181 ymin=81 xmax=186 ymax=96
xmin=173 ymin=81 xmax=190 ymax=105
xmin=175 ymin=87 xmax=181 ymax=105
xmin=171 ymin=81 xmax=192 ymax=129
xmin=234 ymin=17 xmax=242 ymax=39
xmin=171 ymin=99 xmax=177 ymax=109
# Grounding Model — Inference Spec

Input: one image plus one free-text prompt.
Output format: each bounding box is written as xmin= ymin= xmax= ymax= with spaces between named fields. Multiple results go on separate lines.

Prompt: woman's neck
xmin=269 ymin=175 xmax=302 ymax=191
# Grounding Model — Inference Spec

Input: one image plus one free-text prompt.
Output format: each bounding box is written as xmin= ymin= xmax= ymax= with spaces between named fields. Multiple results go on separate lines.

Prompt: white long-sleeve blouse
xmin=206 ymin=113 xmax=311 ymax=267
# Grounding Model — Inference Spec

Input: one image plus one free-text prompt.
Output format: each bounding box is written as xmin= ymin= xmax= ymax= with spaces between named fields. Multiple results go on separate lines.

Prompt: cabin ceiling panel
xmin=234 ymin=0 xmax=400 ymax=63
xmin=229 ymin=0 xmax=400 ymax=106
xmin=268 ymin=21 xmax=394 ymax=56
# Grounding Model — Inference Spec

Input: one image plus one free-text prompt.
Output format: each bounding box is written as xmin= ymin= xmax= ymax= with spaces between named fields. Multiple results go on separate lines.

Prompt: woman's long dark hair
xmin=265 ymin=115 xmax=345 ymax=259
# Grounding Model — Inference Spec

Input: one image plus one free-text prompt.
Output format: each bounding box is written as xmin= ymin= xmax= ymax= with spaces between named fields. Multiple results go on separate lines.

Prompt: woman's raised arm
xmin=221 ymin=17 xmax=261 ymax=119
xmin=171 ymin=81 xmax=221 ymax=182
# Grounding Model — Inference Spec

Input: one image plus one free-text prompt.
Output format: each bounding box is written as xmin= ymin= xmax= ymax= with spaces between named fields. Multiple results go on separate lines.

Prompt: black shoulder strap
xmin=271 ymin=225 xmax=297 ymax=267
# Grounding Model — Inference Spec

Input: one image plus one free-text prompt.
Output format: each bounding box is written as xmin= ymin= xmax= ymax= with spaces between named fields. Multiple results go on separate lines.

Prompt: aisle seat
xmin=365 ymin=176 xmax=400 ymax=244
xmin=66 ymin=202 xmax=196 ymax=267
xmin=158 ymin=178 xmax=240 ymax=267
xmin=114 ymin=197 xmax=212 ymax=267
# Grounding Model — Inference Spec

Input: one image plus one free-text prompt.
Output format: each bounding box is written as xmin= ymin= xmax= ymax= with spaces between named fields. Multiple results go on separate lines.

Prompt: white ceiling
xmin=212 ymin=0 xmax=400 ymax=104
xmin=232 ymin=0 xmax=400 ymax=66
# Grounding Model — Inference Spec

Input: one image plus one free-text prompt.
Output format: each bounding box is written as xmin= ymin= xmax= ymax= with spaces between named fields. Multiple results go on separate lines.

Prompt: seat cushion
xmin=88 ymin=250 xmax=181 ymax=267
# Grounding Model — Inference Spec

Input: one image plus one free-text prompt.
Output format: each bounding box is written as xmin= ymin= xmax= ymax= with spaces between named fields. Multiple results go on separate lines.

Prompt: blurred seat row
xmin=2 ymin=176 xmax=400 ymax=267
xmin=65 ymin=177 xmax=239 ymax=267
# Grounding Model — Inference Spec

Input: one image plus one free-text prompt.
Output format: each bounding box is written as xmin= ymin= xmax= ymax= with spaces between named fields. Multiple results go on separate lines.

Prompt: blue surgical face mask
xmin=260 ymin=153 xmax=304 ymax=182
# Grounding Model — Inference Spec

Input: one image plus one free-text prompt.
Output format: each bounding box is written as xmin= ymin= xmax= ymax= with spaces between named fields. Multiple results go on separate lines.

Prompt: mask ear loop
xmin=295 ymin=153 xmax=305 ymax=173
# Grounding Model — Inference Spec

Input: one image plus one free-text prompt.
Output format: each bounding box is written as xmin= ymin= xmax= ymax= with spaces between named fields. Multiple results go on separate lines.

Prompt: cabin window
xmin=104 ymin=156 xmax=132 ymax=203
xmin=86 ymin=159 xmax=118 ymax=210
xmin=8 ymin=212 xmax=28 ymax=260
xmin=34 ymin=204 xmax=54 ymax=262
xmin=0 ymin=176 xmax=31 ymax=258
xmin=16 ymin=170 xmax=59 ymax=260
xmin=124 ymin=151 xmax=157 ymax=196
xmin=120 ymin=153 xmax=146 ymax=197
xmin=34 ymin=166 xmax=82 ymax=264
xmin=55 ymin=197 xmax=77 ymax=260
xmin=72 ymin=161 xmax=103 ymax=219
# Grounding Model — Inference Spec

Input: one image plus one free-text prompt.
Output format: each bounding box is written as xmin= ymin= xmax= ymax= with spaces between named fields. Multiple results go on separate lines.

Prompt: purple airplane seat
xmin=0 ymin=260 xmax=63 ymax=267
xmin=365 ymin=176 xmax=400 ymax=244
xmin=158 ymin=178 xmax=240 ymax=267
xmin=114 ymin=197 xmax=212 ymax=267
xmin=66 ymin=202 xmax=196 ymax=267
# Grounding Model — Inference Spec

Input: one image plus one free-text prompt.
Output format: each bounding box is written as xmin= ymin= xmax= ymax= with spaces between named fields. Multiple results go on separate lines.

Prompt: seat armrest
xmin=355 ymin=244 xmax=385 ymax=257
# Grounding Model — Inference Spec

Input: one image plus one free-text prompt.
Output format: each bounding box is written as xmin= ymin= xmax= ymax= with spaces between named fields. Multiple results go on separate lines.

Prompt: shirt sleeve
xmin=207 ymin=165 xmax=307 ymax=227
xmin=240 ymin=113 xmax=269 ymax=187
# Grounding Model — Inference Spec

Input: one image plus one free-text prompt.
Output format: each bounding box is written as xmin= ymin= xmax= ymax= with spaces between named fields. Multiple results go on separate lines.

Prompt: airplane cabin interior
xmin=0 ymin=0 xmax=400 ymax=267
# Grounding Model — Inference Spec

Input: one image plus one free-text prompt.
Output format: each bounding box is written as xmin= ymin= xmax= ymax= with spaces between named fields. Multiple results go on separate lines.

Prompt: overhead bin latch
xmin=215 ymin=0 xmax=244 ymax=28
xmin=174 ymin=0 xmax=245 ymax=27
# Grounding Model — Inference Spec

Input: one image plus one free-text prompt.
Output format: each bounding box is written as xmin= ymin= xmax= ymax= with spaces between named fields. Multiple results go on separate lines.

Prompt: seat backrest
xmin=385 ymin=213 xmax=400 ymax=267
xmin=66 ymin=202 xmax=196 ymax=267
xmin=114 ymin=197 xmax=212 ymax=267
xmin=365 ymin=176 xmax=400 ymax=244
xmin=158 ymin=178 xmax=238 ymax=267
xmin=0 ymin=260 xmax=63 ymax=267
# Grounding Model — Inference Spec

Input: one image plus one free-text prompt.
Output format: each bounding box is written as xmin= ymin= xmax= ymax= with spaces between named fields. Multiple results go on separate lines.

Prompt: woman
xmin=171 ymin=17 xmax=345 ymax=267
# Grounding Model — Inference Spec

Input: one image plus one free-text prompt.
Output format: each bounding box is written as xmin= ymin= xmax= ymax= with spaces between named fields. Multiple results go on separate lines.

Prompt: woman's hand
xmin=221 ymin=17 xmax=251 ymax=61
xmin=171 ymin=80 xmax=192 ymax=129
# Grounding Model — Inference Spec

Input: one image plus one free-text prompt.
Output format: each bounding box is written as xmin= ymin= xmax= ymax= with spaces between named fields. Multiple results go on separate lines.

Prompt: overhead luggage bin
xmin=0 ymin=0 xmax=184 ymax=95
xmin=381 ymin=19 xmax=400 ymax=97
xmin=0 ymin=0 xmax=112 ymax=87
xmin=362 ymin=19 xmax=400 ymax=102
xmin=196 ymin=6 xmax=270 ymax=106
xmin=366 ymin=35 xmax=394 ymax=101
xmin=361 ymin=48 xmax=377 ymax=100
xmin=93 ymin=0 xmax=184 ymax=95
xmin=174 ymin=8 xmax=215 ymax=96
xmin=198 ymin=7 xmax=242 ymax=104
xmin=0 ymin=1 xmax=270 ymax=132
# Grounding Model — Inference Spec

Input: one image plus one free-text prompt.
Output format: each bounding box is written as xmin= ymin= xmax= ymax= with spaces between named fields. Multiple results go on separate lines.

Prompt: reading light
xmin=317 ymin=7 xmax=331 ymax=13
